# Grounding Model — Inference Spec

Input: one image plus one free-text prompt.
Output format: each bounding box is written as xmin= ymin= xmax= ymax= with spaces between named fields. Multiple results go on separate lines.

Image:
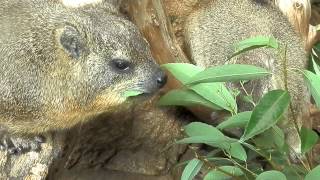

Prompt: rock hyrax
xmin=0 ymin=0 xmax=166 ymax=153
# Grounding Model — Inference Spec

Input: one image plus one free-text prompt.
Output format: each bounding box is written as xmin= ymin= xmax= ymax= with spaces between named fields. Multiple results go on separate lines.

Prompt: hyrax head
xmin=45 ymin=12 xmax=167 ymax=126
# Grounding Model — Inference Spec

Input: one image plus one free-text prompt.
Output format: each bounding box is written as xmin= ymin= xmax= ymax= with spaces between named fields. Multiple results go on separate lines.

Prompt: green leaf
xmin=182 ymin=122 xmax=229 ymax=147
xmin=220 ymin=166 xmax=244 ymax=176
xmin=186 ymin=64 xmax=271 ymax=85
xmin=122 ymin=90 xmax=143 ymax=98
xmin=158 ymin=89 xmax=222 ymax=110
xmin=271 ymin=126 xmax=285 ymax=149
xmin=190 ymin=83 xmax=237 ymax=113
xmin=283 ymin=165 xmax=308 ymax=180
xmin=241 ymin=95 xmax=254 ymax=104
xmin=161 ymin=63 xmax=204 ymax=84
xmin=300 ymin=127 xmax=319 ymax=154
xmin=311 ymin=54 xmax=320 ymax=75
xmin=305 ymin=165 xmax=320 ymax=180
xmin=184 ymin=122 xmax=225 ymax=137
xmin=232 ymin=36 xmax=279 ymax=58
xmin=206 ymin=149 xmax=223 ymax=157
xmin=181 ymin=158 xmax=203 ymax=180
xmin=304 ymin=70 xmax=320 ymax=108
xmin=217 ymin=111 xmax=252 ymax=130
xmin=182 ymin=122 xmax=245 ymax=161
xmin=182 ymin=122 xmax=234 ymax=148
xmin=204 ymin=166 xmax=243 ymax=180
xmin=256 ymin=170 xmax=287 ymax=180
xmin=176 ymin=136 xmax=245 ymax=161
xmin=253 ymin=126 xmax=285 ymax=149
xmin=176 ymin=136 xmax=236 ymax=147
xmin=230 ymin=88 xmax=241 ymax=98
xmin=204 ymin=170 xmax=228 ymax=180
xmin=228 ymin=142 xmax=247 ymax=162
xmin=241 ymin=90 xmax=290 ymax=141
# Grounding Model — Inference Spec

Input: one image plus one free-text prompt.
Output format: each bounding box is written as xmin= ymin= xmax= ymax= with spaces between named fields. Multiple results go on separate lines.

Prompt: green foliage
xmin=158 ymin=89 xmax=223 ymax=110
xmin=178 ymin=122 xmax=247 ymax=161
xmin=190 ymin=83 xmax=237 ymax=113
xmin=271 ymin=126 xmax=285 ymax=149
xmin=231 ymin=36 xmax=279 ymax=58
xmin=161 ymin=63 xmax=203 ymax=84
xmin=311 ymin=55 xmax=320 ymax=75
xmin=256 ymin=171 xmax=287 ymax=180
xmin=251 ymin=125 xmax=285 ymax=151
xmin=305 ymin=165 xmax=320 ymax=180
xmin=217 ymin=111 xmax=252 ymax=130
xmin=182 ymin=158 xmax=204 ymax=180
xmin=204 ymin=166 xmax=244 ymax=180
xmin=304 ymin=70 xmax=320 ymax=108
xmin=241 ymin=90 xmax=290 ymax=141
xmin=122 ymin=90 xmax=143 ymax=98
xmin=159 ymin=36 xmax=319 ymax=179
xmin=186 ymin=64 xmax=271 ymax=85
xmin=300 ymin=127 xmax=319 ymax=154
xmin=183 ymin=122 xmax=225 ymax=137
xmin=307 ymin=46 xmax=320 ymax=108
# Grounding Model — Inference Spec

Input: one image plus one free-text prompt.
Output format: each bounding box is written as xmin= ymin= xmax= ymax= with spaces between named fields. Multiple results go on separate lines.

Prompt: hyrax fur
xmin=0 ymin=0 xmax=166 ymax=152
xmin=185 ymin=0 xmax=309 ymax=153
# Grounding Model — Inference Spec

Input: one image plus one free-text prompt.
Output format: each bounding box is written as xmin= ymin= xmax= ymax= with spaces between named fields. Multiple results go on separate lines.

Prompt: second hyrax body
xmin=0 ymin=0 xmax=166 ymax=150
xmin=185 ymin=0 xmax=309 ymax=153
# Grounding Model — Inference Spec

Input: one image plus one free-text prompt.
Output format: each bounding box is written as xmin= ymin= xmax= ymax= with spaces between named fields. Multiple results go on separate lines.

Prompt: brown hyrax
xmin=0 ymin=0 xmax=167 ymax=153
xmin=185 ymin=0 xmax=310 ymax=154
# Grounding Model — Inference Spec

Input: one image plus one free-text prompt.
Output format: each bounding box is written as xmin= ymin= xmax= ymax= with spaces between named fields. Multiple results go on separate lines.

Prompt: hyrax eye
xmin=111 ymin=59 xmax=131 ymax=72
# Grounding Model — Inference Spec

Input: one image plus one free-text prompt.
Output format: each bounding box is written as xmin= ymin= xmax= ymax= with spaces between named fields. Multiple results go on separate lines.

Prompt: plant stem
xmin=190 ymin=146 xmax=242 ymax=180
xmin=240 ymin=81 xmax=256 ymax=107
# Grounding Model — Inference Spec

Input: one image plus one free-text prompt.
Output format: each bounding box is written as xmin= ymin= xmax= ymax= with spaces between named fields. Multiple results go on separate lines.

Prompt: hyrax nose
xmin=155 ymin=70 xmax=167 ymax=88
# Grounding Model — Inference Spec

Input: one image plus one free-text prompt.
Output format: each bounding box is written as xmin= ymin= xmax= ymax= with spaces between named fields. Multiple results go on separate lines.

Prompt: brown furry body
xmin=185 ymin=0 xmax=310 ymax=153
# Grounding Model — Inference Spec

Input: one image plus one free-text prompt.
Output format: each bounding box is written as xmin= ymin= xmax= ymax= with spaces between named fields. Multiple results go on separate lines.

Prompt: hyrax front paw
xmin=0 ymin=132 xmax=45 ymax=155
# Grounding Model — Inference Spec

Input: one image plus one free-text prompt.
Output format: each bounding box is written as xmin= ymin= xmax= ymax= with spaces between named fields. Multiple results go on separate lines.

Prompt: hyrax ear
xmin=59 ymin=25 xmax=85 ymax=59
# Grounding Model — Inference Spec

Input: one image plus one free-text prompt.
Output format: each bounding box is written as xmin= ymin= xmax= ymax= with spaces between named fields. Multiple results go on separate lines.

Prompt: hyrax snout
xmin=0 ymin=0 xmax=166 ymax=137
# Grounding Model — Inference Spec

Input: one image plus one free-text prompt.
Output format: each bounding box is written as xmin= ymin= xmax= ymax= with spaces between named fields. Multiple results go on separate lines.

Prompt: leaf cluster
xmin=159 ymin=36 xmax=320 ymax=180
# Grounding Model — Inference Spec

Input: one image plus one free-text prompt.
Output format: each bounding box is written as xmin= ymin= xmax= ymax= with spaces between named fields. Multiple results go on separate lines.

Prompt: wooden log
xmin=124 ymin=0 xmax=190 ymax=65
xmin=275 ymin=0 xmax=319 ymax=51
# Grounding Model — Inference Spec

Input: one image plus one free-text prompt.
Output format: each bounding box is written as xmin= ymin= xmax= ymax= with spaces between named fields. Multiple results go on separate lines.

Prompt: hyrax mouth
xmin=122 ymin=67 xmax=167 ymax=97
